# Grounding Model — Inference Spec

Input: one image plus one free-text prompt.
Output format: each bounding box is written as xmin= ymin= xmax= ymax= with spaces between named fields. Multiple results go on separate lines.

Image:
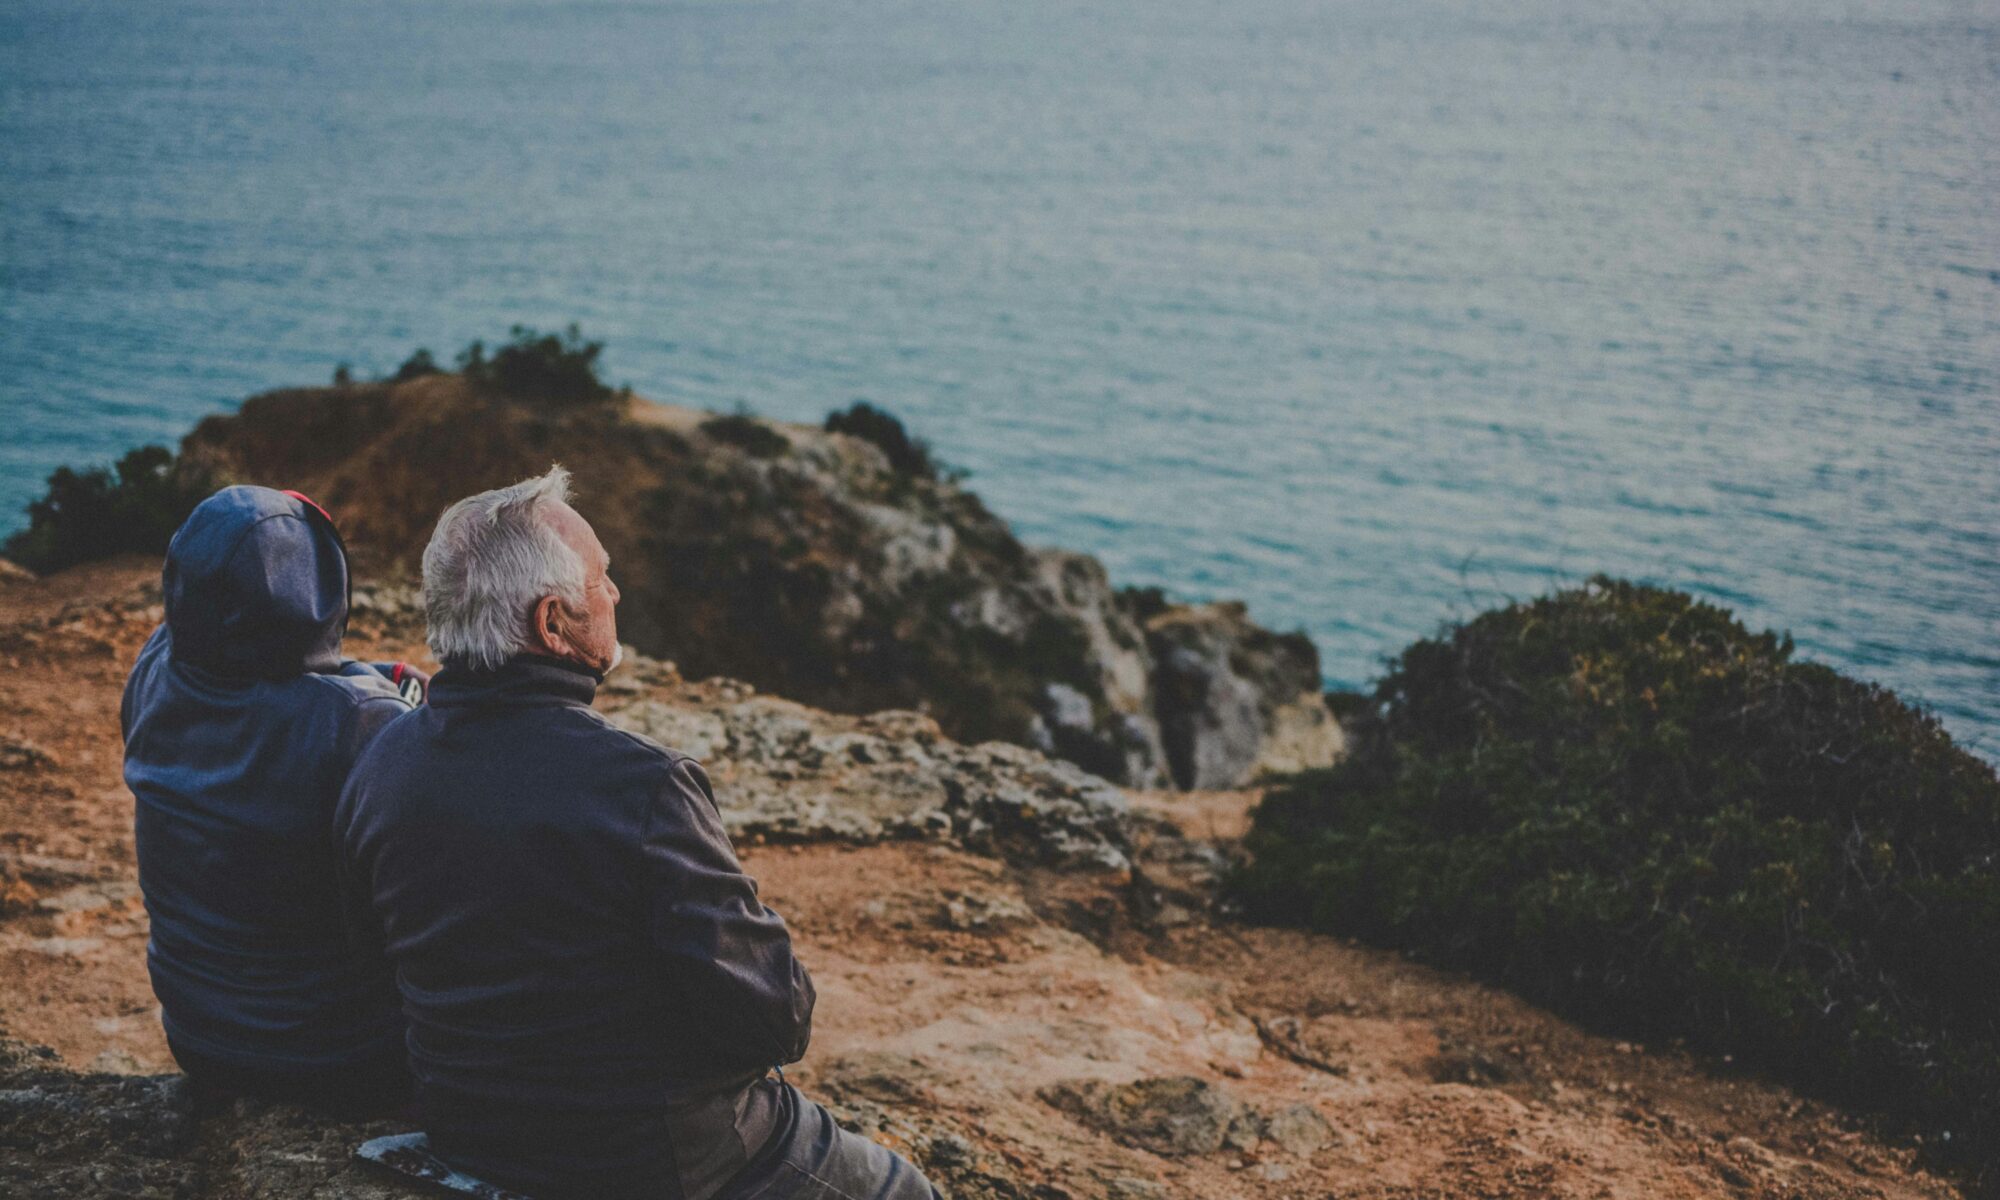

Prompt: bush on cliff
xmin=3 ymin=446 xmax=216 ymax=573
xmin=391 ymin=347 xmax=442 ymax=382
xmin=1236 ymin=577 xmax=2000 ymax=1179
xmin=701 ymin=412 xmax=792 ymax=458
xmin=458 ymin=324 xmax=611 ymax=406
xmin=825 ymin=402 xmax=937 ymax=478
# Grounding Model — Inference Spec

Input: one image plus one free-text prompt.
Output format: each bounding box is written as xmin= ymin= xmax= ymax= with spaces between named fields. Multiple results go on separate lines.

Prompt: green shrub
xmin=3 ymin=446 xmax=216 ymax=573
xmin=701 ymin=412 xmax=791 ymax=458
xmin=1117 ymin=584 xmax=1172 ymax=622
xmin=825 ymin=401 xmax=936 ymax=478
xmin=460 ymin=325 xmax=610 ymax=406
xmin=1236 ymin=577 xmax=2000 ymax=1182
xmin=391 ymin=348 xmax=441 ymax=382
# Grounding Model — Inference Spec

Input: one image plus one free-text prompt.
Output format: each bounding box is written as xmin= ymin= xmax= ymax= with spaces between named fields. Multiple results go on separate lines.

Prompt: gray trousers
xmin=723 ymin=1084 xmax=940 ymax=1200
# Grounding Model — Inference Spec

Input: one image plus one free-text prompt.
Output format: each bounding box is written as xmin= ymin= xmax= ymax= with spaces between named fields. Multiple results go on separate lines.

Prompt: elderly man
xmin=336 ymin=468 xmax=937 ymax=1200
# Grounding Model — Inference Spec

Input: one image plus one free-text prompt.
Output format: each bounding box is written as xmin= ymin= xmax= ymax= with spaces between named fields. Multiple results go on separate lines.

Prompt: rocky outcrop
xmin=1143 ymin=602 xmax=1346 ymax=790
xmin=599 ymin=654 xmax=1137 ymax=872
xmin=184 ymin=376 xmax=1339 ymax=788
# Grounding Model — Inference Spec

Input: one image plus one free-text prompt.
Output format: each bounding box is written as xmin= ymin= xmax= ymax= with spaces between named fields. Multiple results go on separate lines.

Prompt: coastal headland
xmin=168 ymin=369 xmax=1343 ymax=793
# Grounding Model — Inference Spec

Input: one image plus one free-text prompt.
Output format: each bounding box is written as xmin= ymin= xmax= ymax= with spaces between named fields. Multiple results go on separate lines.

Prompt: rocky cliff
xmin=177 ymin=375 xmax=1340 ymax=788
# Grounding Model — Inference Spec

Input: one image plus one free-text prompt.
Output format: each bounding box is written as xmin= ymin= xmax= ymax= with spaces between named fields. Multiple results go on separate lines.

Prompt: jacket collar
xmin=428 ymin=655 xmax=601 ymax=710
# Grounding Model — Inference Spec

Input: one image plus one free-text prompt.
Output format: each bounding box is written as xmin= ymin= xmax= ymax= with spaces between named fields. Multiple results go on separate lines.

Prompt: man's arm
xmin=641 ymin=756 xmax=815 ymax=1070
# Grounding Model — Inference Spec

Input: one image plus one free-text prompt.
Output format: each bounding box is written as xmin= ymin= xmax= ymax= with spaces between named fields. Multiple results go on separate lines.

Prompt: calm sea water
xmin=3 ymin=0 xmax=1996 ymax=753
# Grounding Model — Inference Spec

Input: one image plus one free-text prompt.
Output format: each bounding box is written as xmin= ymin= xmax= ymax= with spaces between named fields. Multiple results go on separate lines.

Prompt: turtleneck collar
xmin=427 ymin=654 xmax=601 ymax=710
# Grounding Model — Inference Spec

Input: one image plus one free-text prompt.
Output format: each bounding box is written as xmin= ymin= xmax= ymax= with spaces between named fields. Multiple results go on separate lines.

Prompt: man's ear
xmin=530 ymin=594 xmax=570 ymax=658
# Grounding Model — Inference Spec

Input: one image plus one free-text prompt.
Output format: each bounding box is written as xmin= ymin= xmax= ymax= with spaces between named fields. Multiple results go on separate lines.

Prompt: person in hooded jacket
xmin=122 ymin=485 xmax=421 ymax=1112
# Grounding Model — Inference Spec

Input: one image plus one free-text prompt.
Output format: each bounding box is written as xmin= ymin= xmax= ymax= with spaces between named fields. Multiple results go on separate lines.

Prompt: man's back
xmin=337 ymin=655 xmax=814 ymax=1200
xmin=124 ymin=486 xmax=409 ymax=1095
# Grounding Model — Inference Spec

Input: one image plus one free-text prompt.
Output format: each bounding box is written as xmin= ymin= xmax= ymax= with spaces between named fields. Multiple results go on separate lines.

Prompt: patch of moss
xmin=1236 ymin=577 xmax=2000 ymax=1185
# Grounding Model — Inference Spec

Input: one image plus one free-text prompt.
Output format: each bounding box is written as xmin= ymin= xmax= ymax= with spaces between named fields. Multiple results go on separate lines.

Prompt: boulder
xmin=1039 ymin=1075 xmax=1263 ymax=1156
xmin=1146 ymin=603 xmax=1342 ymax=789
xmin=604 ymin=660 xmax=1135 ymax=872
xmin=1262 ymin=1102 xmax=1337 ymax=1156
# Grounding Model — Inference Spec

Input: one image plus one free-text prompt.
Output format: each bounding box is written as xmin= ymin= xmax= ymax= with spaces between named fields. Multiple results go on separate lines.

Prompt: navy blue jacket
xmin=123 ymin=486 xmax=410 ymax=1076
xmin=335 ymin=657 xmax=814 ymax=1200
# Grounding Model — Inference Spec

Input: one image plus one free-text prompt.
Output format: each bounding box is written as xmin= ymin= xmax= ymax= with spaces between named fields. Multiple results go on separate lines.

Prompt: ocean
xmin=2 ymin=0 xmax=1995 ymax=753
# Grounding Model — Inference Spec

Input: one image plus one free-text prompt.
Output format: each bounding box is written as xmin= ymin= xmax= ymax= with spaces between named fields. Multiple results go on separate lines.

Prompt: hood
xmin=163 ymin=486 xmax=349 ymax=679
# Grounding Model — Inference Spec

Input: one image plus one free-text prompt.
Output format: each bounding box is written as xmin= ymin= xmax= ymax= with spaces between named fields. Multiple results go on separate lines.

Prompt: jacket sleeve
xmin=333 ymin=694 xmax=412 ymax=963
xmin=641 ymin=756 xmax=815 ymax=1069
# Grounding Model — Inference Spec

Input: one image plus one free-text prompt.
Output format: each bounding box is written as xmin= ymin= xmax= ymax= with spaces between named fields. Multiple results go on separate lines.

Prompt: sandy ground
xmin=0 ymin=560 xmax=1963 ymax=1199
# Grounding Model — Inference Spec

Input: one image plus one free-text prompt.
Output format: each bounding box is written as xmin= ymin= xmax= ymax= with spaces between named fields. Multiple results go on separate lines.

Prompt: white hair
xmin=422 ymin=466 xmax=586 ymax=670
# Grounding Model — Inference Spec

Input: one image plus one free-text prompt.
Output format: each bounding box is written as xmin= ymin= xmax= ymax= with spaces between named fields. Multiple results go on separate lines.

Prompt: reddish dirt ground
xmin=0 ymin=560 xmax=1965 ymax=1199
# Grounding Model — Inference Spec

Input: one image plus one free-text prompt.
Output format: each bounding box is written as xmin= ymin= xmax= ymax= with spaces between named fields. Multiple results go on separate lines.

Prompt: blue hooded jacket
xmin=122 ymin=485 xmax=411 ymax=1074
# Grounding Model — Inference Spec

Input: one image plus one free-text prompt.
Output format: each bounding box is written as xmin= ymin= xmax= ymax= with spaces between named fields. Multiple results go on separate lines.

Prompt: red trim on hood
xmin=282 ymin=490 xmax=336 ymax=527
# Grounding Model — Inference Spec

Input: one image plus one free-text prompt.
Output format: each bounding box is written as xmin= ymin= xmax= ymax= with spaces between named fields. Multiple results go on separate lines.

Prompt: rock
xmin=0 ymin=734 xmax=58 ymax=772
xmin=0 ymin=1043 xmax=199 ymax=1198
xmin=0 ymin=1039 xmax=425 ymax=1199
xmin=0 ymin=872 xmax=39 ymax=916
xmin=1146 ymin=603 xmax=1340 ymax=790
xmin=817 ymin=1051 xmax=946 ymax=1108
xmin=1040 ymin=682 xmax=1095 ymax=733
xmin=0 ymin=558 xmax=36 ymax=586
xmin=1425 ymin=1039 xmax=1520 ymax=1088
xmin=1263 ymin=1103 xmax=1337 ymax=1156
xmin=611 ymin=700 xmax=730 ymax=761
xmin=605 ymin=679 xmax=1134 ymax=871
xmin=1040 ymin=1076 xmax=1263 ymax=1156
xmin=87 ymin=1048 xmax=151 ymax=1076
xmin=1252 ymin=1015 xmax=1350 ymax=1077
xmin=939 ymin=889 xmax=1035 ymax=932
xmin=1252 ymin=695 xmax=1347 ymax=778
xmin=1154 ymin=639 xmax=1265 ymax=790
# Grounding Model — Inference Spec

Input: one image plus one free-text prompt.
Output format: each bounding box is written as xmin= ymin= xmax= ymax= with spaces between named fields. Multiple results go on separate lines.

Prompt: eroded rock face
xmin=602 ymin=656 xmax=1136 ymax=873
xmin=1145 ymin=603 xmax=1345 ymax=790
xmin=189 ymin=378 xmax=1340 ymax=788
